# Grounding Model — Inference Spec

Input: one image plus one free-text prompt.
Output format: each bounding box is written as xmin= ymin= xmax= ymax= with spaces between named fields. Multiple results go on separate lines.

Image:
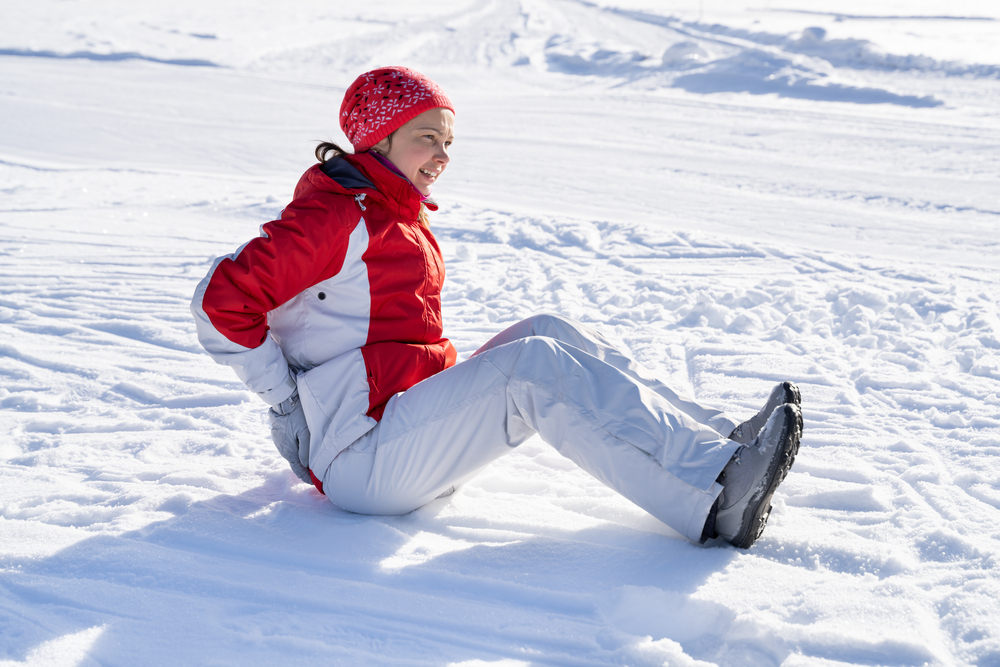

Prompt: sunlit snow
xmin=2 ymin=1 xmax=999 ymax=665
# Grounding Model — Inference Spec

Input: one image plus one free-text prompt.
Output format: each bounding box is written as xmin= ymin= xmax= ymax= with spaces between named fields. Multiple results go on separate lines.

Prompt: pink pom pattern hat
xmin=339 ymin=66 xmax=454 ymax=152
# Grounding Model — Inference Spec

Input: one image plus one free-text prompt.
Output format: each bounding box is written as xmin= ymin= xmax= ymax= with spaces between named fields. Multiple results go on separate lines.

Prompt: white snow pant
xmin=322 ymin=314 xmax=742 ymax=543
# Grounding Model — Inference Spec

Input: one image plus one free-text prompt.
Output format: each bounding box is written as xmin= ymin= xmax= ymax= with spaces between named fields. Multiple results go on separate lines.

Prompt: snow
xmin=1 ymin=1 xmax=999 ymax=665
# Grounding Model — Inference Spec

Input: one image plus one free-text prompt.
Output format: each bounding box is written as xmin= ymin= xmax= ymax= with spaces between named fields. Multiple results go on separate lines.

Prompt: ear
xmin=372 ymin=135 xmax=392 ymax=156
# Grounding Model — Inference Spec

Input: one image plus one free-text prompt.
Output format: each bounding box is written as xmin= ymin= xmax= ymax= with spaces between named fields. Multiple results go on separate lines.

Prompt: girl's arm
xmin=191 ymin=195 xmax=354 ymax=405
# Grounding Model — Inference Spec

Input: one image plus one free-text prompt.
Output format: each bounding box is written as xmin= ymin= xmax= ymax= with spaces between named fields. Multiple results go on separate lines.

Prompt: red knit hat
xmin=339 ymin=66 xmax=454 ymax=152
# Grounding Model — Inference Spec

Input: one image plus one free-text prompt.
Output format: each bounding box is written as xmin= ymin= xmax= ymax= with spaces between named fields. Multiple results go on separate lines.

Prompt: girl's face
xmin=380 ymin=107 xmax=455 ymax=196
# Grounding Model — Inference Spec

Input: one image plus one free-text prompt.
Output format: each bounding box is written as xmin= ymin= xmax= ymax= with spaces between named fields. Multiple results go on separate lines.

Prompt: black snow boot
xmin=713 ymin=403 xmax=802 ymax=549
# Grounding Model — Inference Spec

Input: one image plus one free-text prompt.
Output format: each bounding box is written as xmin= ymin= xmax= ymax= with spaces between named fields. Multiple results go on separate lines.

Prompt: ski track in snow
xmin=2 ymin=1 xmax=1000 ymax=666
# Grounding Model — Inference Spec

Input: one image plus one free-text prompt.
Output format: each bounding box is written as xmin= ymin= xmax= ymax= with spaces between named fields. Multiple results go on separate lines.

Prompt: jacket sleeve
xmin=190 ymin=195 xmax=355 ymax=405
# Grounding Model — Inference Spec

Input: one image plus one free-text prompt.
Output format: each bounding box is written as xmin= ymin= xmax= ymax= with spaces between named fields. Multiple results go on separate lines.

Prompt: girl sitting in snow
xmin=191 ymin=66 xmax=803 ymax=549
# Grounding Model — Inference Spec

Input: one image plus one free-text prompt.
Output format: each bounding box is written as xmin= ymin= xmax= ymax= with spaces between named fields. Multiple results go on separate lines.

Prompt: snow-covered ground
xmin=2 ymin=1 xmax=999 ymax=665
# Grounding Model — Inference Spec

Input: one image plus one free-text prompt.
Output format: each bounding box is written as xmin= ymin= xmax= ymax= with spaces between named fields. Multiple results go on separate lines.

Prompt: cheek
xmin=403 ymin=148 xmax=428 ymax=172
xmin=393 ymin=141 xmax=436 ymax=176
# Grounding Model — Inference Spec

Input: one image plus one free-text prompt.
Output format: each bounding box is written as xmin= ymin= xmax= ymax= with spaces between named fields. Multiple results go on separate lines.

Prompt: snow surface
xmin=2 ymin=1 xmax=999 ymax=665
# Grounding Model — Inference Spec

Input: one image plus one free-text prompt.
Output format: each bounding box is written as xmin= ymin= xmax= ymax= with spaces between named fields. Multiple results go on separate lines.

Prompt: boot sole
xmin=730 ymin=404 xmax=803 ymax=549
xmin=729 ymin=382 xmax=802 ymax=445
xmin=781 ymin=382 xmax=802 ymax=407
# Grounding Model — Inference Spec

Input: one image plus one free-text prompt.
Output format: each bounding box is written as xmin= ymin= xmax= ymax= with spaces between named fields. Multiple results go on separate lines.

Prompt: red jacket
xmin=192 ymin=152 xmax=457 ymax=479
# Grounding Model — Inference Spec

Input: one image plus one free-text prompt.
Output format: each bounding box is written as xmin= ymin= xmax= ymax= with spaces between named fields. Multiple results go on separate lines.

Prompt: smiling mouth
xmin=419 ymin=168 xmax=438 ymax=180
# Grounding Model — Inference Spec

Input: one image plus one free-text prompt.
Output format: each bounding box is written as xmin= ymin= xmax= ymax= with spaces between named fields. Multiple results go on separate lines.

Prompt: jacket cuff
xmin=256 ymin=370 xmax=297 ymax=406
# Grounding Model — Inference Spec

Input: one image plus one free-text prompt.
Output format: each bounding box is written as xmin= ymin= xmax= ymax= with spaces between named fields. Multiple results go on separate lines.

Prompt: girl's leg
xmin=474 ymin=313 xmax=739 ymax=438
xmin=323 ymin=335 xmax=741 ymax=543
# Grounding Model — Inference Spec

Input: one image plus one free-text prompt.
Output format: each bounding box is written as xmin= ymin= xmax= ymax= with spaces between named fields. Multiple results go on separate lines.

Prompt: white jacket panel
xmin=268 ymin=219 xmax=372 ymax=372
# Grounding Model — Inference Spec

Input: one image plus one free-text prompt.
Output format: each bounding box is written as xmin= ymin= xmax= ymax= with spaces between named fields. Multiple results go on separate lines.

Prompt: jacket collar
xmin=346 ymin=152 xmax=438 ymax=219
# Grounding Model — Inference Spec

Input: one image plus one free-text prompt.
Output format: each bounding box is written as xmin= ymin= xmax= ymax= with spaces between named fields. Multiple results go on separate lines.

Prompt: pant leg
xmin=474 ymin=313 xmax=740 ymax=437
xmin=323 ymin=335 xmax=740 ymax=543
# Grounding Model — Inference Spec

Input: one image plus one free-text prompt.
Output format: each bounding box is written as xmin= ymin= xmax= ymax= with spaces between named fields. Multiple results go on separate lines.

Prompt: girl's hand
xmin=268 ymin=392 xmax=312 ymax=484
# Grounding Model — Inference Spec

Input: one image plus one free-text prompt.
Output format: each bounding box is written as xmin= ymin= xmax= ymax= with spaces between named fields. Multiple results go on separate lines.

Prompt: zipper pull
xmin=355 ymin=193 xmax=367 ymax=211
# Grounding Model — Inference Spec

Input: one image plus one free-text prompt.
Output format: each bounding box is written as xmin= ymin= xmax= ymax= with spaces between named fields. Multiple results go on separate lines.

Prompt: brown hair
xmin=313 ymin=138 xmax=429 ymax=227
xmin=314 ymin=141 xmax=349 ymax=163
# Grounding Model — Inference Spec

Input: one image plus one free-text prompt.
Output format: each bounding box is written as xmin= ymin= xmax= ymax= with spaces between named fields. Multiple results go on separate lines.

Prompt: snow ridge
xmin=2 ymin=1 xmax=1000 ymax=665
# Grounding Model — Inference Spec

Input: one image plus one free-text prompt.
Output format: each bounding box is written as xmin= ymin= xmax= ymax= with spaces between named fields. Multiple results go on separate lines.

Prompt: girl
xmin=192 ymin=66 xmax=803 ymax=549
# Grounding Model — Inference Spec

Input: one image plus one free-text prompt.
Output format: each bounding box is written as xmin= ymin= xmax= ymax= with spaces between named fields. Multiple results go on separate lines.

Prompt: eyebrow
xmin=415 ymin=126 xmax=455 ymax=140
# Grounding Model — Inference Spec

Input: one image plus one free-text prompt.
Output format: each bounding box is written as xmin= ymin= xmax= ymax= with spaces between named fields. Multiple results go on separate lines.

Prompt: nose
xmin=435 ymin=144 xmax=450 ymax=165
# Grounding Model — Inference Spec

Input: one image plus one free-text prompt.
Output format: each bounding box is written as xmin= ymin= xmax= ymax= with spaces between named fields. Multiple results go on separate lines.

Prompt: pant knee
xmin=524 ymin=312 xmax=576 ymax=335
xmin=499 ymin=336 xmax=582 ymax=383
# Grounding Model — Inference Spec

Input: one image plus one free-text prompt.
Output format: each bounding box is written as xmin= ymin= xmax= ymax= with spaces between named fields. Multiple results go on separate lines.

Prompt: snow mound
xmin=2 ymin=0 xmax=1000 ymax=664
